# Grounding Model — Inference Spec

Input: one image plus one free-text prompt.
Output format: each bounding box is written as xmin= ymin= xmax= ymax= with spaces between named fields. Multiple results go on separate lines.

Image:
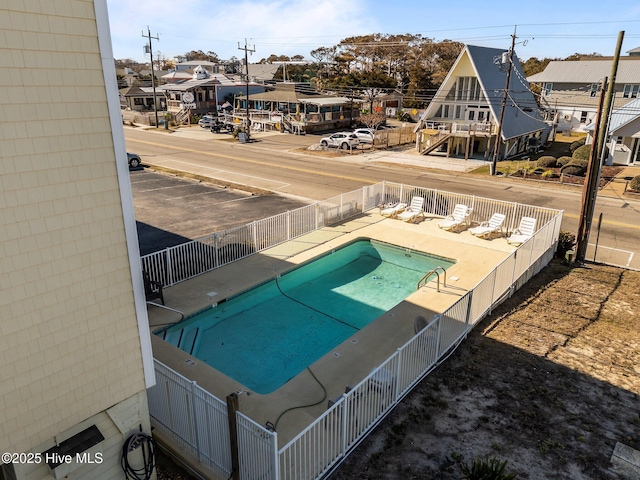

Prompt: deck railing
xmin=146 ymin=183 xmax=563 ymax=480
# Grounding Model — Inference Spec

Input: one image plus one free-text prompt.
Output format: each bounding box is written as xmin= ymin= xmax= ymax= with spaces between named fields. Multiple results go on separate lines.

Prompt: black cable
xmin=273 ymin=367 xmax=327 ymax=431
xmin=121 ymin=433 xmax=156 ymax=480
xmin=274 ymin=276 xmax=360 ymax=331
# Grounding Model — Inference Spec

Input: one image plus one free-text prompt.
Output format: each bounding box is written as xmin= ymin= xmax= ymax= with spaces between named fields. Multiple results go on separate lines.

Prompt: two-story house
xmin=415 ymin=44 xmax=547 ymax=161
xmin=527 ymin=50 xmax=640 ymax=133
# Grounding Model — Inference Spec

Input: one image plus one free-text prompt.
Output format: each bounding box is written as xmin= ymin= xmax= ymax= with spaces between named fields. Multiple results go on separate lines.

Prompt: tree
xmin=325 ymin=70 xmax=397 ymax=112
xmin=520 ymin=56 xmax=552 ymax=77
xmin=184 ymin=50 xmax=219 ymax=63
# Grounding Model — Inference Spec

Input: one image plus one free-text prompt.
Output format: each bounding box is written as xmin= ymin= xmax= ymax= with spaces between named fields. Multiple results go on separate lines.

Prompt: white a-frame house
xmin=415 ymin=45 xmax=548 ymax=161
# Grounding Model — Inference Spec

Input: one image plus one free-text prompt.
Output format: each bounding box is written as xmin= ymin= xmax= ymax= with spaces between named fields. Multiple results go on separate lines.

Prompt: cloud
xmin=106 ymin=0 xmax=377 ymax=61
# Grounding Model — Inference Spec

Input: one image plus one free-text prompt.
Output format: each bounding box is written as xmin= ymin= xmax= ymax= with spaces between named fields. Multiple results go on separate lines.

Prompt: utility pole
xmin=576 ymin=30 xmax=625 ymax=263
xmin=491 ymin=26 xmax=517 ymax=175
xmin=142 ymin=27 xmax=160 ymax=128
xmin=238 ymin=39 xmax=255 ymax=140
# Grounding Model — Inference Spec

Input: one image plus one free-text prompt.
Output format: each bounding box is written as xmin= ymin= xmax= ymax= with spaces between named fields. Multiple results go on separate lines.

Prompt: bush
xmin=570 ymin=137 xmax=586 ymax=153
xmin=561 ymin=164 xmax=586 ymax=176
xmin=537 ymin=156 xmax=557 ymax=168
xmin=557 ymin=230 xmax=577 ymax=258
xmin=572 ymin=144 xmax=591 ymax=161
xmin=630 ymin=175 xmax=640 ymax=191
xmin=460 ymin=456 xmax=518 ymax=480
xmin=569 ymin=158 xmax=588 ymax=168
xmin=557 ymin=156 xmax=573 ymax=166
xmin=541 ymin=170 xmax=557 ymax=179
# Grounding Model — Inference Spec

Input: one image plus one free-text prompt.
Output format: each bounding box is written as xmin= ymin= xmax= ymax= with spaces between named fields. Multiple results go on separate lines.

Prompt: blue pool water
xmin=158 ymin=239 xmax=454 ymax=394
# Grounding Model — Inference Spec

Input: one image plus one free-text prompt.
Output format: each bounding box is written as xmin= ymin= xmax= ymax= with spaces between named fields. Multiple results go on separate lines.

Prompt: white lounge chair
xmin=507 ymin=217 xmax=537 ymax=246
xmin=397 ymin=196 xmax=425 ymax=223
xmin=380 ymin=201 xmax=407 ymax=218
xmin=469 ymin=213 xmax=506 ymax=239
xmin=438 ymin=204 xmax=470 ymax=231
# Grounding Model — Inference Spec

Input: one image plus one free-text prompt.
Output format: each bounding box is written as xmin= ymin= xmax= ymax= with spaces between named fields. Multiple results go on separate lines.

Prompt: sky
xmin=105 ymin=0 xmax=640 ymax=64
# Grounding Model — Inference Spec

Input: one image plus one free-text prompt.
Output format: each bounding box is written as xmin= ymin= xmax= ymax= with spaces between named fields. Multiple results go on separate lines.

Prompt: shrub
xmin=541 ymin=170 xmax=556 ymax=179
xmin=569 ymin=158 xmax=588 ymax=168
xmin=557 ymin=156 xmax=573 ymax=166
xmin=630 ymin=175 xmax=640 ymax=191
xmin=570 ymin=137 xmax=586 ymax=153
xmin=557 ymin=230 xmax=577 ymax=258
xmin=460 ymin=456 xmax=518 ymax=480
xmin=561 ymin=164 xmax=586 ymax=176
xmin=572 ymin=144 xmax=591 ymax=161
xmin=537 ymin=156 xmax=557 ymax=168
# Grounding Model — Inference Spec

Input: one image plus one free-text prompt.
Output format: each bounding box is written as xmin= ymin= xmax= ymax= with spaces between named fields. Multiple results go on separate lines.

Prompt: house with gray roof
xmin=527 ymin=50 xmax=640 ymax=133
xmin=156 ymin=65 xmax=265 ymax=117
xmin=585 ymin=97 xmax=640 ymax=166
xmin=415 ymin=44 xmax=547 ymax=161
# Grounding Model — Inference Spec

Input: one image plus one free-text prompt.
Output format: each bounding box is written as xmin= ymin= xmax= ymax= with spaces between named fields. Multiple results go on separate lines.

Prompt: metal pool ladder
xmin=417 ymin=266 xmax=447 ymax=292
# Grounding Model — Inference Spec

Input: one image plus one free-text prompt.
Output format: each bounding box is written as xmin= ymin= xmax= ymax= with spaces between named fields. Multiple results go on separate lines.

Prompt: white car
xmin=353 ymin=128 xmax=375 ymax=144
xmin=320 ymin=132 xmax=360 ymax=149
xmin=198 ymin=115 xmax=215 ymax=128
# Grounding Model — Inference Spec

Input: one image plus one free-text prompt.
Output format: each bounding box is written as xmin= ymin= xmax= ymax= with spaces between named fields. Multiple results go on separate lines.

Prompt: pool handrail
xmin=417 ymin=266 xmax=447 ymax=292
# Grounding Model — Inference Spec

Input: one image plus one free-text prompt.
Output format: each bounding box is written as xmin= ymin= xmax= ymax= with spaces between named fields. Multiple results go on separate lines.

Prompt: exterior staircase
xmin=419 ymin=131 xmax=452 ymax=155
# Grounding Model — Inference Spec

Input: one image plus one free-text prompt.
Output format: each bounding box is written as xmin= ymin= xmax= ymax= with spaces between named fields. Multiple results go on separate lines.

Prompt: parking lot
xmin=130 ymin=168 xmax=309 ymax=255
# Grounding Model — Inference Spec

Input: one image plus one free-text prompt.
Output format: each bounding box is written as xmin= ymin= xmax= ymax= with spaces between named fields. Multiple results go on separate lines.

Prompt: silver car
xmin=320 ymin=132 xmax=360 ymax=149
xmin=353 ymin=128 xmax=375 ymax=144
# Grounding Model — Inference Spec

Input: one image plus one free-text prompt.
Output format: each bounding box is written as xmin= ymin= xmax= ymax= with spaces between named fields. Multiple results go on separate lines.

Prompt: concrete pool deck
xmin=147 ymin=210 xmax=518 ymax=448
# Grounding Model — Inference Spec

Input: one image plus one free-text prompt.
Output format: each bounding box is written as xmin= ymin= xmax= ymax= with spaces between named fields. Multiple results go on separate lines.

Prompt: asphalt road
xmin=124 ymin=126 xmax=640 ymax=269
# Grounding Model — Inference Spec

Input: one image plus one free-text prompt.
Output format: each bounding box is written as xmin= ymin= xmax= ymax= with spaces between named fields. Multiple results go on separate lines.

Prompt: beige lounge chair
xmin=380 ymin=201 xmax=407 ymax=218
xmin=438 ymin=204 xmax=470 ymax=231
xmin=397 ymin=196 xmax=425 ymax=223
xmin=507 ymin=217 xmax=537 ymax=246
xmin=469 ymin=213 xmax=506 ymax=239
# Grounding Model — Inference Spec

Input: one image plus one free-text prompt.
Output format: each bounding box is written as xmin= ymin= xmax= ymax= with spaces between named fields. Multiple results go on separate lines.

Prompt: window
xmin=468 ymin=110 xmax=475 ymax=121
xmin=455 ymin=105 xmax=462 ymax=119
xmin=589 ymin=83 xmax=599 ymax=97
xmin=580 ymin=111 xmax=588 ymax=123
xmin=623 ymin=84 xmax=640 ymax=98
xmin=443 ymin=105 xmax=450 ymax=118
xmin=456 ymin=77 xmax=481 ymax=101
xmin=478 ymin=111 xmax=485 ymax=121
xmin=543 ymin=83 xmax=552 ymax=96
xmin=134 ymin=98 xmax=144 ymax=105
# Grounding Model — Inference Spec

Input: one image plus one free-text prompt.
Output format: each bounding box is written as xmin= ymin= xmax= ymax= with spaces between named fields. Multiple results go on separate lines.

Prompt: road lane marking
xmin=129 ymin=138 xmax=375 ymax=185
xmin=562 ymin=212 xmax=640 ymax=230
xmin=170 ymin=160 xmax=291 ymax=190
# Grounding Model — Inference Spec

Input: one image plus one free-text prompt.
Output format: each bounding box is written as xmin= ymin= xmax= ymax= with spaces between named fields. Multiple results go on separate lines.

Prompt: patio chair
xmin=507 ymin=217 xmax=537 ymax=246
xmin=438 ymin=204 xmax=470 ymax=231
xmin=143 ymin=270 xmax=165 ymax=305
xmin=397 ymin=196 xmax=425 ymax=223
xmin=469 ymin=213 xmax=506 ymax=239
xmin=380 ymin=201 xmax=407 ymax=218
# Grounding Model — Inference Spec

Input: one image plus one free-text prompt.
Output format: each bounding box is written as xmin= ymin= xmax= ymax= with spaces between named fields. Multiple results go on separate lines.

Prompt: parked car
xmin=198 ymin=115 xmax=215 ymax=128
xmin=127 ymin=152 xmax=141 ymax=170
xmin=319 ymin=132 xmax=360 ymax=149
xmin=353 ymin=128 xmax=375 ymax=144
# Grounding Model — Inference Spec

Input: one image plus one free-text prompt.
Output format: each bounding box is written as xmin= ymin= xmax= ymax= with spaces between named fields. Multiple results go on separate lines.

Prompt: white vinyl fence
xmin=142 ymin=181 xmax=559 ymax=288
xmin=146 ymin=183 xmax=563 ymax=480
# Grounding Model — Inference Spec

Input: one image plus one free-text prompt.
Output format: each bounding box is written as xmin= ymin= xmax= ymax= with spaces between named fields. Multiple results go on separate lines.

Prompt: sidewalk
xmin=599 ymin=166 xmax=639 ymax=199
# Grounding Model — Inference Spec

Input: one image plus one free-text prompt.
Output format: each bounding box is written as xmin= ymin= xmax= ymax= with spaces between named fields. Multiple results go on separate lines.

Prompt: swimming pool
xmin=157 ymin=239 xmax=455 ymax=394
